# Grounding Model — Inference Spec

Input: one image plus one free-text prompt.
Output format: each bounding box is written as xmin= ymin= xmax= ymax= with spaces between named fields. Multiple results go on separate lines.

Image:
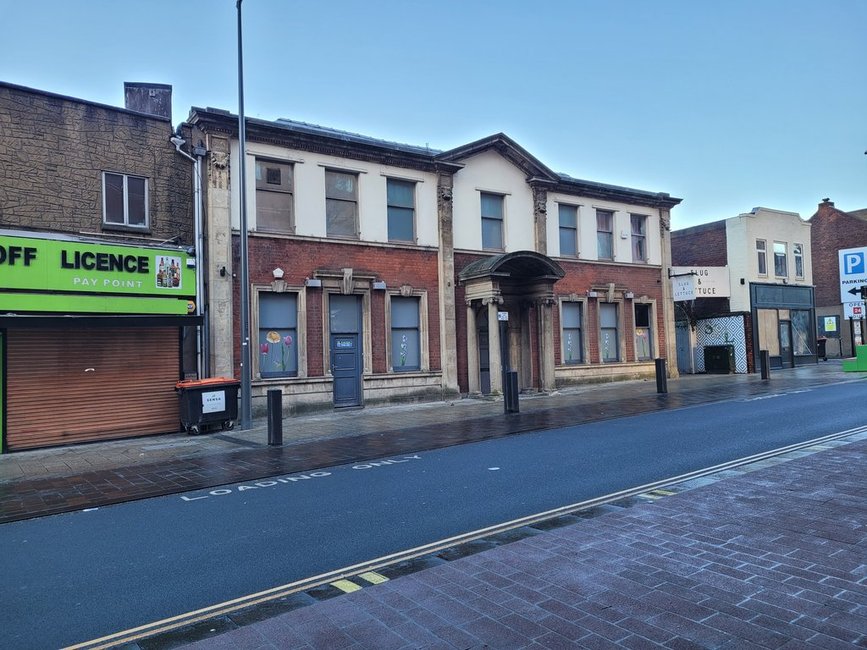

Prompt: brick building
xmin=187 ymin=109 xmax=681 ymax=415
xmin=672 ymin=207 xmax=815 ymax=373
xmin=809 ymin=198 xmax=867 ymax=357
xmin=0 ymin=81 xmax=200 ymax=451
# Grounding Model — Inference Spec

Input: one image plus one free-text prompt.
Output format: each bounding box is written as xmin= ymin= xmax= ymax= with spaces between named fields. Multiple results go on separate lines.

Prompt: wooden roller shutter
xmin=6 ymin=327 xmax=180 ymax=450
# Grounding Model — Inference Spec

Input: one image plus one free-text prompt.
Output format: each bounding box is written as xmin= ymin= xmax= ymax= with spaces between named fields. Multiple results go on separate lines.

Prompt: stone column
xmin=486 ymin=298 xmax=503 ymax=394
xmin=538 ymin=298 xmax=556 ymax=391
xmin=520 ymin=304 xmax=533 ymax=390
xmin=436 ymin=170 xmax=460 ymax=397
xmin=466 ymin=301 xmax=479 ymax=394
xmin=659 ymin=207 xmax=680 ymax=378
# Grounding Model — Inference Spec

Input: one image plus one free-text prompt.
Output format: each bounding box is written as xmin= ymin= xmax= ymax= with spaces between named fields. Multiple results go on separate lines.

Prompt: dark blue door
xmin=331 ymin=334 xmax=361 ymax=407
xmin=330 ymin=295 xmax=362 ymax=408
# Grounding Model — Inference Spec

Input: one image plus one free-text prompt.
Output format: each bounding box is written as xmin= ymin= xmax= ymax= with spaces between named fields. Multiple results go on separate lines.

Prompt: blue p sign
xmin=844 ymin=252 xmax=866 ymax=275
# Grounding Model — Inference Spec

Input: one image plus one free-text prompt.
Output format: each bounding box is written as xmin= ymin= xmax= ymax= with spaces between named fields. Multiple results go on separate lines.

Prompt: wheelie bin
xmin=175 ymin=377 xmax=240 ymax=434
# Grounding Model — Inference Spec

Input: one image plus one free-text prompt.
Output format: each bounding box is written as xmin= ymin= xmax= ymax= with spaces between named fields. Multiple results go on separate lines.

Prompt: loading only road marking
xmin=178 ymin=455 xmax=423 ymax=503
xmin=72 ymin=427 xmax=867 ymax=650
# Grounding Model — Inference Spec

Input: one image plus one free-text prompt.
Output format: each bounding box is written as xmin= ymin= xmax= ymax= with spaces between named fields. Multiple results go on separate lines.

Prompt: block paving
xmin=1 ymin=361 xmax=865 ymax=647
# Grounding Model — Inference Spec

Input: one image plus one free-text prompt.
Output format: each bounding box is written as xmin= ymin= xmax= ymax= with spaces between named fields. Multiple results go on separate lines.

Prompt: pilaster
xmin=532 ymin=184 xmax=548 ymax=255
xmin=537 ymin=297 xmax=556 ymax=390
xmin=205 ymin=135 xmax=235 ymax=378
xmin=437 ymin=170 xmax=459 ymax=394
xmin=659 ymin=207 xmax=680 ymax=378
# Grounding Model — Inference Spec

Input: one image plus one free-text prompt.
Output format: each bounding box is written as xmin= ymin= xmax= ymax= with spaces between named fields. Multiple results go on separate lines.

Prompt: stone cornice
xmin=188 ymin=109 xmax=454 ymax=175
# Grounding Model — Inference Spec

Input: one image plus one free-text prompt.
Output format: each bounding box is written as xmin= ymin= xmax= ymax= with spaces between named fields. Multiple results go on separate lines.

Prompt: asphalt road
xmin=2 ymin=382 xmax=864 ymax=649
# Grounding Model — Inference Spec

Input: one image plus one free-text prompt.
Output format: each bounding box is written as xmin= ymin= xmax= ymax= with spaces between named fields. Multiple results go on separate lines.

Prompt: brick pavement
xmin=0 ymin=363 xmax=860 ymax=524
xmin=176 ymin=436 xmax=867 ymax=650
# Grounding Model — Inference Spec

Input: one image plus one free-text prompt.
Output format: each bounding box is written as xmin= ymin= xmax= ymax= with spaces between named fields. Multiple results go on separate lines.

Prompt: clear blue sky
xmin=2 ymin=0 xmax=864 ymax=228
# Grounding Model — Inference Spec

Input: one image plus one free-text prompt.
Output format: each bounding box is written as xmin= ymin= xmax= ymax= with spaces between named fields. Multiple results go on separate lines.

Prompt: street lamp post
xmin=237 ymin=0 xmax=252 ymax=429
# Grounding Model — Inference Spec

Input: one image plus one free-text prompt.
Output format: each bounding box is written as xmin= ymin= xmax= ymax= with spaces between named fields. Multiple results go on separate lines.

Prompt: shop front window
xmin=791 ymin=309 xmax=813 ymax=355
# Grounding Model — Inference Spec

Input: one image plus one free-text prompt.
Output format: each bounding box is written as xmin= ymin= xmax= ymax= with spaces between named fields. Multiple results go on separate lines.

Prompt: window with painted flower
xmin=561 ymin=301 xmax=583 ymax=364
xmin=600 ymin=302 xmax=620 ymax=362
xmin=390 ymin=296 xmax=420 ymax=371
xmin=258 ymin=292 xmax=298 ymax=378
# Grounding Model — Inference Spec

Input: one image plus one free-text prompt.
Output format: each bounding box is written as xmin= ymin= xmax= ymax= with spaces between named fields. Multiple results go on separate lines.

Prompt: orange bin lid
xmin=176 ymin=377 xmax=241 ymax=389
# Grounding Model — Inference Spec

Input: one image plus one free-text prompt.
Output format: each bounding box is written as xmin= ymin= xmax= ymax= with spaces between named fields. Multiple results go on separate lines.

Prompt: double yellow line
xmin=66 ymin=425 xmax=867 ymax=649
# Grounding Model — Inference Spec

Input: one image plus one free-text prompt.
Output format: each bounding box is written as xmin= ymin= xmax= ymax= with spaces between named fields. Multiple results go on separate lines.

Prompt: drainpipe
xmin=171 ymin=131 xmax=208 ymax=378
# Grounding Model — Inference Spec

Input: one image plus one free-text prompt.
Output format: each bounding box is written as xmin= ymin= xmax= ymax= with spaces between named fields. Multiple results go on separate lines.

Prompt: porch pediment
xmin=459 ymin=251 xmax=565 ymax=283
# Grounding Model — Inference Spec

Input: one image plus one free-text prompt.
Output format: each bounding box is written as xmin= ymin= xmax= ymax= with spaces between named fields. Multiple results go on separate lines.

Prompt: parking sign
xmin=838 ymin=247 xmax=867 ymax=303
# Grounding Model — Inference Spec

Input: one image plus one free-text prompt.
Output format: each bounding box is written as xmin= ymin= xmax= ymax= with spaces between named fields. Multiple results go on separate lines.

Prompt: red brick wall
xmin=810 ymin=201 xmax=867 ymax=308
xmin=454 ymin=252 xmax=666 ymax=392
xmin=671 ymin=221 xmax=728 ymax=266
xmin=554 ymin=261 xmax=667 ymax=364
xmin=231 ymin=236 xmax=441 ymax=378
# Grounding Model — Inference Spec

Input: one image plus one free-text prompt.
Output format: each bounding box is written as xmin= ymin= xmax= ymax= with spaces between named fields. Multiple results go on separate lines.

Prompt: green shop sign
xmin=0 ymin=233 xmax=196 ymax=316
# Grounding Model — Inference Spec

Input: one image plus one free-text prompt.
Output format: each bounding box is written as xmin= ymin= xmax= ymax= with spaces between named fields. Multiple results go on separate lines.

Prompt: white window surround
xmin=596 ymin=209 xmax=615 ymax=260
xmin=386 ymin=178 xmax=417 ymax=243
xmin=325 ymin=169 xmax=360 ymax=239
xmin=379 ymin=172 xmax=425 ymax=183
xmin=630 ymin=214 xmax=648 ymax=263
xmin=558 ymin=203 xmax=579 ymax=258
xmin=480 ymin=191 xmax=506 ymax=251
xmin=318 ymin=163 xmax=369 ymax=175
xmin=254 ymin=158 xmax=294 ymax=234
xmin=245 ymin=150 xmax=305 ymax=165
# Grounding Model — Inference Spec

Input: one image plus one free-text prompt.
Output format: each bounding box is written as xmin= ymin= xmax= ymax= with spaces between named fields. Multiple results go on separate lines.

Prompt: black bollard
xmin=504 ymin=370 xmax=520 ymax=413
xmin=655 ymin=358 xmax=668 ymax=394
xmin=760 ymin=350 xmax=770 ymax=380
xmin=267 ymin=388 xmax=283 ymax=446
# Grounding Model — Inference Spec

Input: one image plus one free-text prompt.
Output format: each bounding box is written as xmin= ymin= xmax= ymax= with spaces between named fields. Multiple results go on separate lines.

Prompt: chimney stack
xmin=124 ymin=82 xmax=172 ymax=120
xmin=816 ymin=198 xmax=836 ymax=219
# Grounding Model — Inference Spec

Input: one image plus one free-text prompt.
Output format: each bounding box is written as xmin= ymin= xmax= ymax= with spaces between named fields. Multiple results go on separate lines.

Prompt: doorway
xmin=477 ymin=317 xmax=490 ymax=395
xmin=329 ymin=295 xmax=362 ymax=408
xmin=779 ymin=320 xmax=793 ymax=369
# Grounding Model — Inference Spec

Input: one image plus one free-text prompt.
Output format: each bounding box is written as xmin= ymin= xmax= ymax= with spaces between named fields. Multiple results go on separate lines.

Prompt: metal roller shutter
xmin=6 ymin=327 xmax=180 ymax=450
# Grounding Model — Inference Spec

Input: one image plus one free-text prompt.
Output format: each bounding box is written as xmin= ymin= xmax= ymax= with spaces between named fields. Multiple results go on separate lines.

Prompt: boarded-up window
xmin=758 ymin=309 xmax=780 ymax=355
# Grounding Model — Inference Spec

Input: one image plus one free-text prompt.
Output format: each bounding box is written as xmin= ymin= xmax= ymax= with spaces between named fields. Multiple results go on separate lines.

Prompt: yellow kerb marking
xmin=331 ymin=580 xmax=362 ymax=593
xmin=359 ymin=572 xmax=389 ymax=585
